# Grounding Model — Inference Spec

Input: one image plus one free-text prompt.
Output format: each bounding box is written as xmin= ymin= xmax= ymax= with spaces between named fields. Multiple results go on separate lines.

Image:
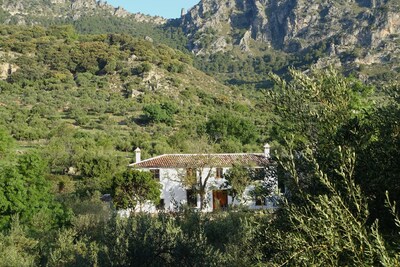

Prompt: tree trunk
xmin=199 ymin=187 xmax=206 ymax=210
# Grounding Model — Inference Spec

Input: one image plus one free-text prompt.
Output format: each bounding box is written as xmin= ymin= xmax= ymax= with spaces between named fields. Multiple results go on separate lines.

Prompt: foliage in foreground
xmin=263 ymin=68 xmax=400 ymax=266
xmin=266 ymin=146 xmax=400 ymax=266
xmin=0 ymin=206 xmax=273 ymax=266
xmin=269 ymin=68 xmax=400 ymax=228
xmin=2 ymin=168 xmax=399 ymax=267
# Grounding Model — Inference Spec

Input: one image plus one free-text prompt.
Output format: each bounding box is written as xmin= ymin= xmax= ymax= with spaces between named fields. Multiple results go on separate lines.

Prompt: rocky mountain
xmin=1 ymin=0 xmax=399 ymax=82
xmin=0 ymin=0 xmax=190 ymax=51
xmin=0 ymin=0 xmax=166 ymax=25
xmin=180 ymin=0 xmax=399 ymax=75
xmin=180 ymin=0 xmax=399 ymax=53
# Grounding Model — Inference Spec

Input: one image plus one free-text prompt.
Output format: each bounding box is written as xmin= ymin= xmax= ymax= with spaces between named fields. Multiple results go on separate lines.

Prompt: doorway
xmin=213 ymin=190 xmax=228 ymax=210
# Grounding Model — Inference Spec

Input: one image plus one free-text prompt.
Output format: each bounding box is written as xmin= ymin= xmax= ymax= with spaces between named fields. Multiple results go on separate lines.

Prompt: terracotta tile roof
xmin=131 ymin=153 xmax=270 ymax=168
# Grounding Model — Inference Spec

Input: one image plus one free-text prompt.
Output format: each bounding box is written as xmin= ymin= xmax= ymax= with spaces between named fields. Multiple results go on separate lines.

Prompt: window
xmin=156 ymin=199 xmax=165 ymax=210
xmin=255 ymin=195 xmax=265 ymax=206
xmin=252 ymin=168 xmax=266 ymax=180
xmin=186 ymin=189 xmax=197 ymax=207
xmin=215 ymin=167 xmax=223 ymax=179
xmin=150 ymin=169 xmax=160 ymax=181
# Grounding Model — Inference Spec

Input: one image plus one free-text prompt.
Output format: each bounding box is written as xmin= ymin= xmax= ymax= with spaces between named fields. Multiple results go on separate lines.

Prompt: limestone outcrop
xmin=180 ymin=0 xmax=400 ymax=64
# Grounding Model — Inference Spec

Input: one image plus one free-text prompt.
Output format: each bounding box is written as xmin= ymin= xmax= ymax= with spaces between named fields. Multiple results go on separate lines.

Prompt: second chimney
xmin=135 ymin=147 xmax=141 ymax=163
xmin=264 ymin=143 xmax=271 ymax=158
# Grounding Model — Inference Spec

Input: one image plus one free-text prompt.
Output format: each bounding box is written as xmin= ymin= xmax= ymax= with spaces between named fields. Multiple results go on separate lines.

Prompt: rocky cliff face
xmin=0 ymin=0 xmax=166 ymax=25
xmin=180 ymin=0 xmax=400 ymax=65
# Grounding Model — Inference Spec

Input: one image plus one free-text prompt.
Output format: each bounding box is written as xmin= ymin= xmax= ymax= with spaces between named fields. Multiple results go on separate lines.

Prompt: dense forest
xmin=0 ymin=19 xmax=399 ymax=267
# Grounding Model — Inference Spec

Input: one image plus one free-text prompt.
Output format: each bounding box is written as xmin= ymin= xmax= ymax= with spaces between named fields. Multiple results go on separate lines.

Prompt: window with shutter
xmin=186 ymin=189 xmax=197 ymax=207
xmin=215 ymin=167 xmax=223 ymax=179
xmin=150 ymin=169 xmax=160 ymax=180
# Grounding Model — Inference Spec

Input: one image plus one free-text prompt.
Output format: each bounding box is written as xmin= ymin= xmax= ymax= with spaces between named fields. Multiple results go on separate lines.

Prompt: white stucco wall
xmin=121 ymin=166 xmax=278 ymax=214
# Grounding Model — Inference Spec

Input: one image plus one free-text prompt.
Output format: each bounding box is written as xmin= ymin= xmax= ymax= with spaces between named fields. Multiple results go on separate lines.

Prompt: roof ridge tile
xmin=131 ymin=153 xmax=269 ymax=168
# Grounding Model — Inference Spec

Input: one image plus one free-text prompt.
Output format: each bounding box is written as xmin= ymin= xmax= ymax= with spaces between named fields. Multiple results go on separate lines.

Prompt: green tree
xmin=269 ymin=68 xmax=373 ymax=151
xmin=47 ymin=228 xmax=99 ymax=267
xmin=351 ymin=84 xmax=400 ymax=228
xmin=77 ymin=151 xmax=128 ymax=192
xmin=111 ymin=169 xmax=161 ymax=211
xmin=103 ymin=213 xmax=223 ymax=266
xmin=0 ymin=152 xmax=67 ymax=230
xmin=223 ymin=164 xmax=251 ymax=203
xmin=0 ymin=218 xmax=39 ymax=267
xmin=268 ymin=70 xmax=400 ymax=263
xmin=143 ymin=102 xmax=178 ymax=126
xmin=0 ymin=128 xmax=14 ymax=163
xmin=269 ymin=68 xmax=374 ymax=200
xmin=268 ymin=146 xmax=400 ymax=266
xmin=206 ymin=111 xmax=258 ymax=145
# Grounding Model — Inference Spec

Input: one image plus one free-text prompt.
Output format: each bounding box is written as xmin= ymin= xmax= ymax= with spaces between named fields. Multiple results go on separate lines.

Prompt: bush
xmin=267 ymin=147 xmax=400 ymax=266
xmin=0 ymin=219 xmax=38 ymax=267
xmin=206 ymin=111 xmax=258 ymax=145
xmin=143 ymin=102 xmax=178 ymax=126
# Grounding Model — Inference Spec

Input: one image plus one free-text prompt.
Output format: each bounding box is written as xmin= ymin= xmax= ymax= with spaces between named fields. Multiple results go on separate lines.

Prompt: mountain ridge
xmin=178 ymin=0 xmax=399 ymax=84
xmin=0 ymin=0 xmax=166 ymax=25
xmin=1 ymin=0 xmax=399 ymax=84
xmin=180 ymin=0 xmax=399 ymax=56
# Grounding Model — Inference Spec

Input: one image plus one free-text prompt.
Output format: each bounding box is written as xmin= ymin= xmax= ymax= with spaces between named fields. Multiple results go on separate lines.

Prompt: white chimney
xmin=264 ymin=143 xmax=271 ymax=158
xmin=135 ymin=147 xmax=141 ymax=163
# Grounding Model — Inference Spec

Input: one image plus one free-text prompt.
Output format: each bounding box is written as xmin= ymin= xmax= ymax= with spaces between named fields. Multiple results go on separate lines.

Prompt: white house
xmin=127 ymin=144 xmax=278 ymax=213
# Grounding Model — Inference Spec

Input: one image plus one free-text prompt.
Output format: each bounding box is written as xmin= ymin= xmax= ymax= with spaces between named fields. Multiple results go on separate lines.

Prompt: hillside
xmin=0 ymin=0 xmax=189 ymax=50
xmin=0 ymin=25 xmax=268 ymax=186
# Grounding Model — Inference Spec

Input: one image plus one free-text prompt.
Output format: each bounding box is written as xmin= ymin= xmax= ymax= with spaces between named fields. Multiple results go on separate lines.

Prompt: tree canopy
xmin=111 ymin=169 xmax=161 ymax=211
